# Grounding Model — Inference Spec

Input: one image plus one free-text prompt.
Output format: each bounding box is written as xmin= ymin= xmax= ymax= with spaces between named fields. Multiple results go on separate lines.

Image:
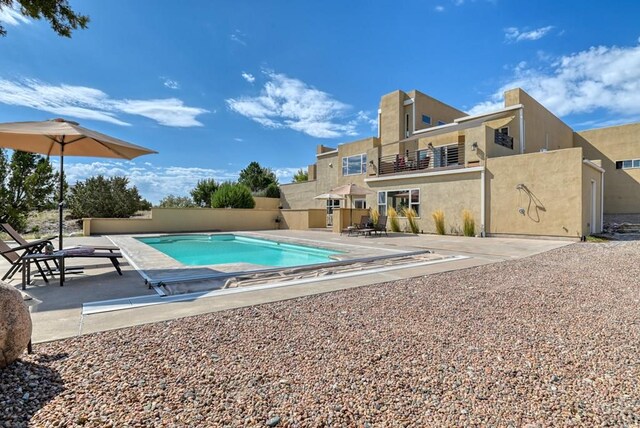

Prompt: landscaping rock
xmin=0 ymin=282 xmax=32 ymax=368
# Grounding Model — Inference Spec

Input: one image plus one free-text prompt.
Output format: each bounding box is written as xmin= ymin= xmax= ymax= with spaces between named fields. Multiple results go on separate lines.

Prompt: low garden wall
xmin=83 ymin=207 xmax=281 ymax=235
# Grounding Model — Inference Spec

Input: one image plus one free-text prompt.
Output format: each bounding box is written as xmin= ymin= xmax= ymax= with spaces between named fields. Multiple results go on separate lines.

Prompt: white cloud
xmin=467 ymin=43 xmax=640 ymax=122
xmin=434 ymin=5 xmax=445 ymax=12
xmin=241 ymin=72 xmax=255 ymax=83
xmin=162 ymin=78 xmax=180 ymax=90
xmin=226 ymin=70 xmax=374 ymax=138
xmin=230 ymin=29 xmax=247 ymax=46
xmin=505 ymin=26 xmax=554 ymax=43
xmin=234 ymin=137 xmax=244 ymax=142
xmin=58 ymin=160 xmax=303 ymax=203
xmin=0 ymin=3 xmax=29 ymax=27
xmin=0 ymin=78 xmax=209 ymax=127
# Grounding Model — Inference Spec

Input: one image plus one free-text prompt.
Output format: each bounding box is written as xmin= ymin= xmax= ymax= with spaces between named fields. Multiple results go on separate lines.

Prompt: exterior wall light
xmin=471 ymin=142 xmax=478 ymax=151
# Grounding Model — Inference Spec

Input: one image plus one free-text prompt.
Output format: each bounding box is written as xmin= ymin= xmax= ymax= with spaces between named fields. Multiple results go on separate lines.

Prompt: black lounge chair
xmin=0 ymin=237 xmax=55 ymax=282
xmin=359 ymin=215 xmax=388 ymax=237
xmin=341 ymin=215 xmax=371 ymax=236
xmin=1 ymin=223 xmax=119 ymax=253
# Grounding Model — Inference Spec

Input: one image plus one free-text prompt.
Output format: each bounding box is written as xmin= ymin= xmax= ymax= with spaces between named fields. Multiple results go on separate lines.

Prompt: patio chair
xmin=0 ymin=238 xmax=55 ymax=282
xmin=1 ymin=223 xmax=119 ymax=253
xmin=359 ymin=215 xmax=388 ymax=237
xmin=20 ymin=248 xmax=124 ymax=288
xmin=341 ymin=215 xmax=371 ymax=236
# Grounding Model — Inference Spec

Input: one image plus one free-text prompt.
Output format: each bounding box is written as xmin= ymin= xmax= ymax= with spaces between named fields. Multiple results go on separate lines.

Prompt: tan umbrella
xmin=0 ymin=118 xmax=157 ymax=249
xmin=328 ymin=183 xmax=375 ymax=225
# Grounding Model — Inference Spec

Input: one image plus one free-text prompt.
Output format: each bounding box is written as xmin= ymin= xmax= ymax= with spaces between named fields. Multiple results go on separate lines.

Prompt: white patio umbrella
xmin=327 ymin=183 xmax=374 ymax=225
xmin=0 ymin=118 xmax=157 ymax=249
xmin=313 ymin=193 xmax=345 ymax=200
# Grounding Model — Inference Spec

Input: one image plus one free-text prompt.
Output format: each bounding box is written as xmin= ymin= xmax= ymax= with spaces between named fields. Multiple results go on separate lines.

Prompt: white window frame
xmin=353 ymin=198 xmax=367 ymax=209
xmin=342 ymin=153 xmax=367 ymax=176
xmin=618 ymin=159 xmax=640 ymax=169
xmin=377 ymin=189 xmax=420 ymax=217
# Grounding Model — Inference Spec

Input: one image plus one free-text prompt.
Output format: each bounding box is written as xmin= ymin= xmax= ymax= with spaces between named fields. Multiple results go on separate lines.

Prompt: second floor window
xmin=422 ymin=115 xmax=432 ymax=125
xmin=342 ymin=154 xmax=367 ymax=175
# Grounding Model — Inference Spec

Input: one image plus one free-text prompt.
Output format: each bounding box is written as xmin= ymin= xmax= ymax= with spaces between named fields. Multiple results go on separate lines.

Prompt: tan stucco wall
xmin=505 ymin=88 xmax=574 ymax=153
xmin=410 ymin=90 xmax=467 ymax=132
xmin=575 ymin=123 xmax=640 ymax=214
xmin=279 ymin=180 xmax=321 ymax=210
xmin=486 ymin=148 xmax=588 ymax=237
xmin=366 ymin=170 xmax=482 ymax=234
xmin=253 ymin=197 xmax=280 ymax=210
xmin=84 ymin=208 xmax=281 ymax=235
xmin=582 ymin=163 xmax=603 ymax=234
xmin=279 ymin=209 xmax=326 ymax=230
xmin=379 ymin=90 xmax=406 ymax=145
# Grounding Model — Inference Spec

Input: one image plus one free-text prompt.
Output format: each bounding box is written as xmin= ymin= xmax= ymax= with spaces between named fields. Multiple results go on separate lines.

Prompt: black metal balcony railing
xmin=495 ymin=130 xmax=514 ymax=149
xmin=378 ymin=144 xmax=465 ymax=176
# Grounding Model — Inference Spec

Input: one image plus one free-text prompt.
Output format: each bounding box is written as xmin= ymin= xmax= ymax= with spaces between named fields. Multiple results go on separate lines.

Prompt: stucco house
xmin=280 ymin=88 xmax=640 ymax=239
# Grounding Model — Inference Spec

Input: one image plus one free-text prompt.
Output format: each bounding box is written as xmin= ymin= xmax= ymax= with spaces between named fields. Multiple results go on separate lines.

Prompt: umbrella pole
xmin=58 ymin=143 xmax=64 ymax=250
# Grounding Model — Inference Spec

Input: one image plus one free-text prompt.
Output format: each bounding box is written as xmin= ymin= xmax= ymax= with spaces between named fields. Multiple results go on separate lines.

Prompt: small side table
xmin=21 ymin=253 xmax=65 ymax=290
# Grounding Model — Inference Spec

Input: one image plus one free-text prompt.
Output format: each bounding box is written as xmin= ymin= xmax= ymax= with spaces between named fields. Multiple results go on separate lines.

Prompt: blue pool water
xmin=136 ymin=234 xmax=341 ymax=267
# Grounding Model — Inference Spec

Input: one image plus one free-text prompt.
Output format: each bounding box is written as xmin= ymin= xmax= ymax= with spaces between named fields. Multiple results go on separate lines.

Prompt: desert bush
xmin=264 ymin=182 xmax=281 ymax=198
xmin=462 ymin=209 xmax=475 ymax=237
xmin=388 ymin=207 xmax=401 ymax=232
xmin=432 ymin=209 xmax=445 ymax=235
xmin=369 ymin=208 xmax=380 ymax=225
xmin=158 ymin=195 xmax=196 ymax=208
xmin=403 ymin=207 xmax=420 ymax=234
xmin=211 ymin=182 xmax=255 ymax=209
xmin=68 ymin=175 xmax=147 ymax=218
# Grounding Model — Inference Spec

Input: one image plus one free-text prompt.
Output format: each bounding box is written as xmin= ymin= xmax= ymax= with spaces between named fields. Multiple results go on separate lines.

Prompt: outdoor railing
xmin=377 ymin=143 xmax=465 ymax=176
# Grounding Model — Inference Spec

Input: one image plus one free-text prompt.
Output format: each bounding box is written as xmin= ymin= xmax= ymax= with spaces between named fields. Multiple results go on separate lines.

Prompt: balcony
xmin=377 ymin=143 xmax=465 ymax=176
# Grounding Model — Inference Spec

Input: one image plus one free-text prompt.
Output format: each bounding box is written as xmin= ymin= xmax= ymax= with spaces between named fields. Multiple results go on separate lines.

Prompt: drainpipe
xmin=377 ymin=109 xmax=381 ymax=139
xmin=480 ymin=167 xmax=486 ymax=237
xmin=601 ymin=170 xmax=605 ymax=232
xmin=519 ymin=107 xmax=526 ymax=154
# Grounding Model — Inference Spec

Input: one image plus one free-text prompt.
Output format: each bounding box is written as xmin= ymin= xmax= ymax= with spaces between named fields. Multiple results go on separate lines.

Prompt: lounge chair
xmin=20 ymin=248 xmax=124 ymax=288
xmin=0 ymin=238 xmax=56 ymax=282
xmin=341 ymin=215 xmax=371 ymax=236
xmin=359 ymin=215 xmax=388 ymax=237
xmin=1 ymin=223 xmax=119 ymax=253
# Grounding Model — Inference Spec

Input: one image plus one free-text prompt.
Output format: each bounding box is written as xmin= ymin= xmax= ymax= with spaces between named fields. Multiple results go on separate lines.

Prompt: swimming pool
xmin=136 ymin=234 xmax=341 ymax=267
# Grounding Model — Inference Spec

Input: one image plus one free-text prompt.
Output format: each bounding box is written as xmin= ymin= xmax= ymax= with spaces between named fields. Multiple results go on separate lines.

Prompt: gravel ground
xmin=2 ymin=241 xmax=640 ymax=427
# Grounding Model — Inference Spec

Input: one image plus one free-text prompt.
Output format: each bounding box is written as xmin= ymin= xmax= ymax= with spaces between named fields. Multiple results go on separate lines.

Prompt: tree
xmin=238 ymin=161 xmax=278 ymax=193
xmin=0 ymin=149 xmax=57 ymax=231
xmin=264 ymin=182 xmax=280 ymax=198
xmin=190 ymin=179 xmax=218 ymax=208
xmin=211 ymin=182 xmax=255 ymax=209
xmin=0 ymin=0 xmax=89 ymax=37
xmin=292 ymin=168 xmax=308 ymax=183
xmin=158 ymin=195 xmax=196 ymax=208
xmin=67 ymin=175 xmax=147 ymax=218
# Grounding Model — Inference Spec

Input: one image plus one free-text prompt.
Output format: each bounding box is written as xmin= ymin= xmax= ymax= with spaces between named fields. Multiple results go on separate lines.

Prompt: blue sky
xmin=0 ymin=0 xmax=639 ymax=203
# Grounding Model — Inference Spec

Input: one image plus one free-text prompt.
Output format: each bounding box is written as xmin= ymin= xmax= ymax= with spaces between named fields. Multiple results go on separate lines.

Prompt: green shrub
xmin=68 ymin=175 xmax=147 ymax=218
xmin=432 ymin=209 xmax=445 ymax=235
xmin=190 ymin=179 xmax=218 ymax=207
xmin=388 ymin=207 xmax=400 ymax=232
xmin=462 ymin=209 xmax=475 ymax=237
xmin=265 ymin=182 xmax=280 ymax=198
xmin=158 ymin=195 xmax=196 ymax=208
xmin=403 ymin=207 xmax=419 ymax=234
xmin=211 ymin=182 xmax=255 ymax=209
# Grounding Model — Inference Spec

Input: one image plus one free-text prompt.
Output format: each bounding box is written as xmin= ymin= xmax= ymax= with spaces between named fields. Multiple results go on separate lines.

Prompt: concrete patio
xmin=1 ymin=231 xmax=573 ymax=344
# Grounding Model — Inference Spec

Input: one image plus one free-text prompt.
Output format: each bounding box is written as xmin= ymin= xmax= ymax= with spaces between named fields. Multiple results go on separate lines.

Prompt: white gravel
xmin=1 ymin=241 xmax=639 ymax=427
